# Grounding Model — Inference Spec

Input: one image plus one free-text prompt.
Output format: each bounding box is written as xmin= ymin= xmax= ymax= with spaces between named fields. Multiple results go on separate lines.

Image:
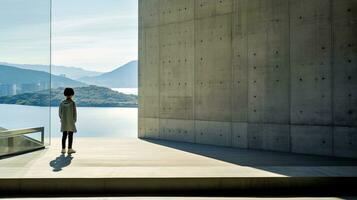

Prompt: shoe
xmin=61 ymin=149 xmax=66 ymax=154
xmin=68 ymin=149 xmax=76 ymax=154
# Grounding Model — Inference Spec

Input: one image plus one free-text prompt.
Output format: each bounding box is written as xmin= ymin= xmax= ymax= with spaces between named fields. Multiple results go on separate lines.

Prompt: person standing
xmin=59 ymin=88 xmax=77 ymax=154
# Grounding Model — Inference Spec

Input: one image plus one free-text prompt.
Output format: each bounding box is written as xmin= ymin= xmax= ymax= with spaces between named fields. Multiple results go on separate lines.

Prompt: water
xmin=0 ymin=104 xmax=138 ymax=139
xmin=111 ymin=88 xmax=138 ymax=95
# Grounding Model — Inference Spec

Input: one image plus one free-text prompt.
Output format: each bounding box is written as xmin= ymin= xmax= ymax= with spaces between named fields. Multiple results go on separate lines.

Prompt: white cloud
xmin=52 ymin=45 xmax=137 ymax=72
xmin=53 ymin=14 xmax=137 ymax=34
xmin=0 ymin=1 xmax=138 ymax=70
xmin=52 ymin=12 xmax=138 ymax=71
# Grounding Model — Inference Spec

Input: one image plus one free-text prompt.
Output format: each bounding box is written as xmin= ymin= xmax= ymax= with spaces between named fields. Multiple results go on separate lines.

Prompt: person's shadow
xmin=49 ymin=154 xmax=73 ymax=172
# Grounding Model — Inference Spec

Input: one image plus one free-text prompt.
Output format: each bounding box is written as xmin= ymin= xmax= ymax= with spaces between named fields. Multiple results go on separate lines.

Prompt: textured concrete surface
xmin=138 ymin=0 xmax=357 ymax=158
xmin=1 ymin=138 xmax=357 ymax=178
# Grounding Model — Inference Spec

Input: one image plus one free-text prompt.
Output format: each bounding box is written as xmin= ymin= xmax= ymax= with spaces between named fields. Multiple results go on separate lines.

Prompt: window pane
xmin=0 ymin=0 xmax=51 ymax=156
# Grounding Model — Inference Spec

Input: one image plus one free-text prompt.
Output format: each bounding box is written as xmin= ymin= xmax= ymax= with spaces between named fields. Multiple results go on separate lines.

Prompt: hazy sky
xmin=0 ymin=0 xmax=138 ymax=72
xmin=0 ymin=0 xmax=51 ymax=65
xmin=52 ymin=0 xmax=138 ymax=72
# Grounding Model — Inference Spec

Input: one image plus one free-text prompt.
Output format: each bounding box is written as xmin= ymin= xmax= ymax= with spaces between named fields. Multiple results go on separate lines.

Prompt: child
xmin=59 ymin=88 xmax=77 ymax=154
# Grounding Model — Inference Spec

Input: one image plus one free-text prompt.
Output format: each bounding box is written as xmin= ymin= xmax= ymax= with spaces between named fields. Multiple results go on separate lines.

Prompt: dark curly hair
xmin=63 ymin=88 xmax=75 ymax=97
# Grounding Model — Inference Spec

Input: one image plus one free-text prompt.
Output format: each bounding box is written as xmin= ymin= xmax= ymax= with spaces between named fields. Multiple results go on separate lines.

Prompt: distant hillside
xmin=0 ymin=62 xmax=102 ymax=79
xmin=0 ymin=86 xmax=137 ymax=107
xmin=0 ymin=65 xmax=86 ymax=88
xmin=79 ymin=60 xmax=137 ymax=88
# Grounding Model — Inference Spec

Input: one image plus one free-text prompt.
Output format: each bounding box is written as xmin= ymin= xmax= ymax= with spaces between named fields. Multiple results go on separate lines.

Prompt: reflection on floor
xmin=0 ymin=135 xmax=43 ymax=157
xmin=0 ymin=137 xmax=357 ymax=178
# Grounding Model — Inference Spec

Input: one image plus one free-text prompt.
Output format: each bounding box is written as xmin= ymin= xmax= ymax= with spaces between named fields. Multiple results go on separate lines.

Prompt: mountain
xmin=0 ymin=65 xmax=86 ymax=89
xmin=0 ymin=85 xmax=137 ymax=107
xmin=0 ymin=62 xmax=102 ymax=79
xmin=79 ymin=60 xmax=137 ymax=88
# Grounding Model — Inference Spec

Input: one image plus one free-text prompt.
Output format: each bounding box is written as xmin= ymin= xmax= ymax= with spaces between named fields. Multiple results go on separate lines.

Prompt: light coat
xmin=59 ymin=99 xmax=77 ymax=132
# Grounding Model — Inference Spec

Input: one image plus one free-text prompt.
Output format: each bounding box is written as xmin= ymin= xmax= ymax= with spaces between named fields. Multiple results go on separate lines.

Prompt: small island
xmin=0 ymin=85 xmax=138 ymax=107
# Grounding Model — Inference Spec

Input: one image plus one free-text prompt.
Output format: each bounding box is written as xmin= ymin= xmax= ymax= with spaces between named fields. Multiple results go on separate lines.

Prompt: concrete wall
xmin=138 ymin=0 xmax=357 ymax=158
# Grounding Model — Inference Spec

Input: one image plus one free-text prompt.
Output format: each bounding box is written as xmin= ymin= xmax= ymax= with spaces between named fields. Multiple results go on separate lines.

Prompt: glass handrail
xmin=0 ymin=127 xmax=44 ymax=144
xmin=0 ymin=127 xmax=45 ymax=158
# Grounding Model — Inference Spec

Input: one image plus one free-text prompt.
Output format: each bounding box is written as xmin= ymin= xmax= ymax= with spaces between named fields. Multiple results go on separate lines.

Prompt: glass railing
xmin=0 ymin=127 xmax=45 ymax=158
xmin=0 ymin=0 xmax=51 ymax=157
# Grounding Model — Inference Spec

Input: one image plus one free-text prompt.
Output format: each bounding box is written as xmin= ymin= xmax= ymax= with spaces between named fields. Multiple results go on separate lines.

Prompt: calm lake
xmin=111 ymin=88 xmax=138 ymax=95
xmin=0 ymin=104 xmax=138 ymax=138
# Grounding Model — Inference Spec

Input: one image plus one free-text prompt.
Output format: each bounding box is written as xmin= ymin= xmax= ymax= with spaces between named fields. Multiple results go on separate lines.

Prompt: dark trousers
xmin=62 ymin=131 xmax=73 ymax=149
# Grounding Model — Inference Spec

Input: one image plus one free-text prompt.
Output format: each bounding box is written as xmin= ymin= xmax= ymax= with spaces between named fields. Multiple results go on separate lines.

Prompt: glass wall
xmin=0 ymin=0 xmax=140 ymax=157
xmin=50 ymin=0 xmax=138 ymax=138
xmin=0 ymin=0 xmax=51 ymax=156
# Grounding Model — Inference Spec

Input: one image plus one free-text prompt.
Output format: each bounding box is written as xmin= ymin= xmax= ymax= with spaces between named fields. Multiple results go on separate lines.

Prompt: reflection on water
xmin=111 ymin=88 xmax=138 ymax=95
xmin=52 ymin=106 xmax=138 ymax=138
xmin=0 ymin=104 xmax=137 ymax=138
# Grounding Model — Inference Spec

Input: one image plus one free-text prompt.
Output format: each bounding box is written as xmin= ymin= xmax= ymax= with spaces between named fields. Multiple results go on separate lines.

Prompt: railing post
xmin=41 ymin=127 xmax=44 ymax=145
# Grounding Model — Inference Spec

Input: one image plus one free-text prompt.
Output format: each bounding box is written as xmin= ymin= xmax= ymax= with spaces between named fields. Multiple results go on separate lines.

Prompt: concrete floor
xmin=1 ymin=138 xmax=357 ymax=178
